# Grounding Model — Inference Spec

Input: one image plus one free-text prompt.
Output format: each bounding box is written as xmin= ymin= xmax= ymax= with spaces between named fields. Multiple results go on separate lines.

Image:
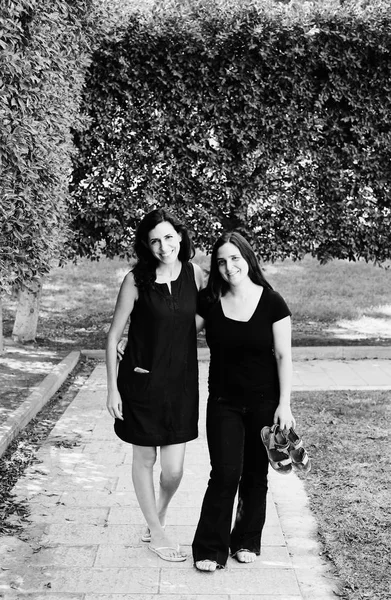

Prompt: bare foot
xmin=195 ymin=559 xmax=217 ymax=572
xmin=150 ymin=531 xmax=186 ymax=558
xmin=141 ymin=524 xmax=166 ymax=542
xmin=234 ymin=549 xmax=256 ymax=563
xmin=149 ymin=544 xmax=186 ymax=562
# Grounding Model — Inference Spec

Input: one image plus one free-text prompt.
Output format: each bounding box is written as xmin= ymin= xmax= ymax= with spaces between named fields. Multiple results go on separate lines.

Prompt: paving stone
xmin=0 ymin=595 xmax=84 ymax=600
xmin=105 ymin=503 xmax=277 ymax=528
xmin=28 ymin=544 xmax=98 ymax=567
xmin=227 ymin=546 xmax=292 ymax=568
xmin=1 ymin=567 xmax=158 ymax=594
xmin=39 ymin=523 xmax=142 ymax=546
xmin=114 ymin=476 xmax=206 ymax=497
xmin=27 ymin=505 xmax=109 ymax=525
xmin=79 ymin=440 xmax=125 ymax=454
xmin=59 ymin=491 xmax=140 ymax=507
xmin=229 ymin=596 xmax=301 ymax=600
xmin=158 ymin=566 xmax=300 ymax=595
xmin=11 ymin=474 xmax=117 ymax=495
xmin=84 ymin=596 xmax=229 ymax=600
xmin=0 ymin=536 xmax=35 ymax=569
xmin=349 ymin=360 xmax=391 ymax=385
xmin=71 ymin=463 xmax=133 ymax=479
xmin=94 ymin=544 xmax=190 ymax=569
xmin=31 ymin=447 xmax=86 ymax=469
xmin=10 ymin=490 xmax=63 ymax=505
xmin=107 ymin=505 xmax=173 ymax=525
xmin=114 ymin=524 xmax=285 ymax=547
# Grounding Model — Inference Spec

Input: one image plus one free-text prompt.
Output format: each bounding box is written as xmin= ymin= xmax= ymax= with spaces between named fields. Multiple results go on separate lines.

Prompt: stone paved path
xmin=292 ymin=357 xmax=391 ymax=390
xmin=0 ymin=360 xmax=346 ymax=600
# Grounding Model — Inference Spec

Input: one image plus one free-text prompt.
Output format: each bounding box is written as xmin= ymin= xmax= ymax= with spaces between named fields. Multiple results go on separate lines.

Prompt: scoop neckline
xmin=220 ymin=289 xmax=264 ymax=323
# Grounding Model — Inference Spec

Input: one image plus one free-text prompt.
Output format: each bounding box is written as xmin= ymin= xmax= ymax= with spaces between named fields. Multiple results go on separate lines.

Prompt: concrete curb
xmin=0 ymin=350 xmax=80 ymax=459
xmin=82 ymin=346 xmax=391 ymax=362
xmin=269 ymin=469 xmax=340 ymax=599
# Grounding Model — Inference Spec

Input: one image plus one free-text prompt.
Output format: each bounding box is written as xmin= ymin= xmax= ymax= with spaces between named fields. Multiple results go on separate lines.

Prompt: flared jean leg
xmin=192 ymin=399 xmax=245 ymax=567
xmin=230 ymin=407 xmax=273 ymax=555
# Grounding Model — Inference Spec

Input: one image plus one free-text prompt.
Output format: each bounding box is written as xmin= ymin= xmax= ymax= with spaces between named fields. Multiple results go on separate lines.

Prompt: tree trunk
xmin=12 ymin=280 xmax=43 ymax=343
xmin=0 ymin=300 xmax=4 ymax=354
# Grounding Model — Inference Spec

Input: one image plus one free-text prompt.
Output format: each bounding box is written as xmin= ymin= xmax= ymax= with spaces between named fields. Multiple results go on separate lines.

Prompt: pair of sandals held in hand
xmin=261 ymin=424 xmax=311 ymax=474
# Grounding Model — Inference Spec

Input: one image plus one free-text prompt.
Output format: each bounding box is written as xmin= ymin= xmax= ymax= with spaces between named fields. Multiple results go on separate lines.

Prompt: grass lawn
xmin=2 ymin=254 xmax=391 ymax=349
xmin=264 ymin=256 xmax=391 ymax=344
xmin=294 ymin=390 xmax=390 ymax=600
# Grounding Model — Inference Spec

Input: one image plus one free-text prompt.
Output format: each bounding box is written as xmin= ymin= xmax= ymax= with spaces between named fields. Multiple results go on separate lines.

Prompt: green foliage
xmin=0 ymin=0 xmax=98 ymax=296
xmin=70 ymin=0 xmax=391 ymax=263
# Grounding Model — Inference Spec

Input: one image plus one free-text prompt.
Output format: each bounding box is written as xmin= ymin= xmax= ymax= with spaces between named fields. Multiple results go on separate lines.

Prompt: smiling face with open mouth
xmin=216 ymin=242 xmax=250 ymax=287
xmin=147 ymin=221 xmax=182 ymax=265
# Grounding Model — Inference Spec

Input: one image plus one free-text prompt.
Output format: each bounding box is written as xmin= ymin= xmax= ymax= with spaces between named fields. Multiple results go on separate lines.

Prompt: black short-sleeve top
xmin=198 ymin=287 xmax=291 ymax=402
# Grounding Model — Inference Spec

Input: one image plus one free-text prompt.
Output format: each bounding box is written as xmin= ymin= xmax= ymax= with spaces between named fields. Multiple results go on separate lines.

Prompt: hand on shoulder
xmin=193 ymin=262 xmax=206 ymax=291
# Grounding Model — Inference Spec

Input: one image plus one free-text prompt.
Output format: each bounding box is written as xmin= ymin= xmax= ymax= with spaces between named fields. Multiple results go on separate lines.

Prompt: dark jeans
xmin=192 ymin=393 xmax=278 ymax=567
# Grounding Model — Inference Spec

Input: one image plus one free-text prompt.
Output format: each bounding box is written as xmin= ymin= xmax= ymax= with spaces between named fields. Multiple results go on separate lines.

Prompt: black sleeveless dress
xmin=115 ymin=261 xmax=199 ymax=446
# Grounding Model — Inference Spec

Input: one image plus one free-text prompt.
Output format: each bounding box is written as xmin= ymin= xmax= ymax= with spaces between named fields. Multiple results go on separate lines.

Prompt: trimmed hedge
xmin=71 ymin=0 xmax=391 ymax=263
xmin=0 ymin=0 xmax=97 ymax=295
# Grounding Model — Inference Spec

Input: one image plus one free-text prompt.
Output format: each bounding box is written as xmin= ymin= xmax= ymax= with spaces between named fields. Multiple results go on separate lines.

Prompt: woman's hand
xmin=106 ymin=389 xmax=123 ymax=420
xmin=117 ymin=338 xmax=127 ymax=361
xmin=273 ymin=404 xmax=296 ymax=433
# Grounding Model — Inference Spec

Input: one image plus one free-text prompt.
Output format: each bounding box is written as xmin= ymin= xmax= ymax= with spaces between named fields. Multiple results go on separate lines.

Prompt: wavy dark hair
xmin=205 ymin=231 xmax=273 ymax=302
xmin=132 ymin=208 xmax=195 ymax=289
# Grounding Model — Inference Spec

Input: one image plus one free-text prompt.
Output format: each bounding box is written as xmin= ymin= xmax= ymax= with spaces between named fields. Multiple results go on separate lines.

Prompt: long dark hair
xmin=132 ymin=208 xmax=195 ymax=289
xmin=206 ymin=231 xmax=273 ymax=301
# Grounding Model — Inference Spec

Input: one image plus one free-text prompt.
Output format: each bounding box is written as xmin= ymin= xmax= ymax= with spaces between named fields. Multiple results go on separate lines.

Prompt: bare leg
xmin=157 ymin=443 xmax=186 ymax=524
xmin=132 ymin=444 xmax=185 ymax=560
xmin=132 ymin=445 xmax=161 ymax=533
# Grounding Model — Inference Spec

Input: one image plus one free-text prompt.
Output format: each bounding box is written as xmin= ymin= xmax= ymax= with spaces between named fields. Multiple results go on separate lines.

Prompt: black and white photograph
xmin=1 ymin=1 xmax=390 ymax=599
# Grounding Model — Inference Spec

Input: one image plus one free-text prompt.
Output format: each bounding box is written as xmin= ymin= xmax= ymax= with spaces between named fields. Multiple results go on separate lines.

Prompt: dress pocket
xmin=117 ymin=360 xmax=151 ymax=403
xmin=130 ymin=369 xmax=151 ymax=401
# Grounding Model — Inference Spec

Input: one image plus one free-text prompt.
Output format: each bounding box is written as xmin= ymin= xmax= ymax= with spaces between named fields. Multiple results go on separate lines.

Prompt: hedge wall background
xmin=70 ymin=0 xmax=391 ymax=263
xmin=0 ymin=0 xmax=98 ymax=296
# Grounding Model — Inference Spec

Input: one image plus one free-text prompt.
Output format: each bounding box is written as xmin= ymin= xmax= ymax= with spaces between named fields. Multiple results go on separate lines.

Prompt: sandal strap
xmin=269 ymin=430 xmax=289 ymax=452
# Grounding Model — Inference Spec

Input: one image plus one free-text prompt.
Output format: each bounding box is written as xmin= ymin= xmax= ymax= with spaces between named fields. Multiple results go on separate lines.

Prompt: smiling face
xmin=147 ymin=221 xmax=182 ymax=265
xmin=216 ymin=242 xmax=249 ymax=286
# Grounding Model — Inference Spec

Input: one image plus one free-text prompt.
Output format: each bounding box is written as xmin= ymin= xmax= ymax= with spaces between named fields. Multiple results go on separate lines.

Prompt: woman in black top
xmin=106 ymin=208 xmax=204 ymax=562
xmin=192 ymin=231 xmax=295 ymax=571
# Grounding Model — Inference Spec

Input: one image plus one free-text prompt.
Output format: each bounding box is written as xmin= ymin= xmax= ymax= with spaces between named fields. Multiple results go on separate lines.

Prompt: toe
xmin=235 ymin=550 xmax=256 ymax=563
xmin=195 ymin=560 xmax=217 ymax=572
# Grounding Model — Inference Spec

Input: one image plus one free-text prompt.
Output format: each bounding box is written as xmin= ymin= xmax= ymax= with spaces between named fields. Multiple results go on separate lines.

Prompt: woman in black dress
xmin=106 ymin=208 xmax=204 ymax=562
xmin=192 ymin=231 xmax=295 ymax=571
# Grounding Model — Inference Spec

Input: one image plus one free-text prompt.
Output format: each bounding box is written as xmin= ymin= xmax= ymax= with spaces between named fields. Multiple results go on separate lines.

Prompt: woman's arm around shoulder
xmin=106 ymin=271 xmax=138 ymax=420
xmin=192 ymin=263 xmax=206 ymax=333
xmin=192 ymin=262 xmax=206 ymax=291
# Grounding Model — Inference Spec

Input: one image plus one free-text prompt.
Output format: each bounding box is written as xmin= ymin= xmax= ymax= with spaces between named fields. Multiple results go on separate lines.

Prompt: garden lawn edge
xmin=0 ymin=350 xmax=80 ymax=458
